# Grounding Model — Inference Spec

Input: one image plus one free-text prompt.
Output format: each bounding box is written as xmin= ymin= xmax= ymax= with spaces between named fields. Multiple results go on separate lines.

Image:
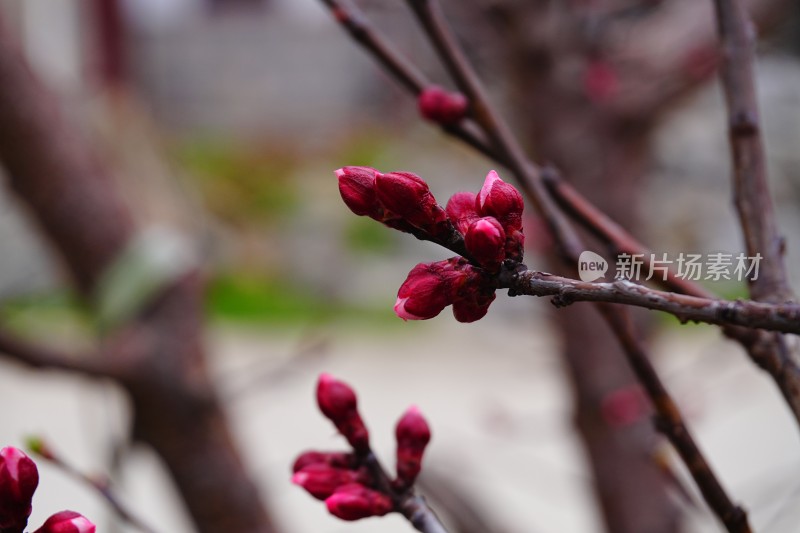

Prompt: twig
xmin=361 ymin=451 xmax=449 ymax=533
xmin=712 ymin=0 xmax=800 ymax=421
xmin=500 ymin=267 xmax=800 ymax=335
xmin=28 ymin=438 xmax=160 ymax=533
xmin=597 ymin=307 xmax=752 ymax=533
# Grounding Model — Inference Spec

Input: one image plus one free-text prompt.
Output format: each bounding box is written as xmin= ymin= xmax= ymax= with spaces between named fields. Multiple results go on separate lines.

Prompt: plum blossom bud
xmin=336 ymin=166 xmax=381 ymax=218
xmin=465 ymin=217 xmax=506 ymax=270
xmin=418 ymin=86 xmax=468 ymax=125
xmin=477 ymin=170 xmax=524 ymax=232
xmin=583 ymin=60 xmax=619 ymax=103
xmin=451 ymin=266 xmax=496 ymax=323
xmin=292 ymin=464 xmax=370 ymax=500
xmin=445 ymin=191 xmax=480 ymax=236
xmin=504 ymin=228 xmax=525 ymax=263
xmin=0 ymin=446 xmax=39 ymax=532
xmin=601 ymin=386 xmax=651 ymax=428
xmin=394 ymin=406 xmax=431 ymax=487
xmin=316 ymin=374 xmax=370 ymax=452
xmin=394 ymin=258 xmax=468 ymax=321
xmin=325 ymin=484 xmax=393 ymax=521
xmin=375 ymin=171 xmax=448 ymax=234
xmin=33 ymin=511 xmax=95 ymax=533
xmin=292 ymin=451 xmax=357 ymax=473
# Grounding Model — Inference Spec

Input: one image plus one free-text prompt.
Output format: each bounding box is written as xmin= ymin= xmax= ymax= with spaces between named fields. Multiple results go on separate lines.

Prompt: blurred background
xmin=0 ymin=0 xmax=799 ymax=532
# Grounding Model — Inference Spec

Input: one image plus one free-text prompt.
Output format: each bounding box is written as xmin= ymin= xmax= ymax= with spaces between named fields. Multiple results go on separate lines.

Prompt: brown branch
xmin=0 ymin=329 xmax=114 ymax=379
xmin=598 ymin=306 xmax=752 ymax=533
xmin=501 ymin=267 xmax=800 ymax=335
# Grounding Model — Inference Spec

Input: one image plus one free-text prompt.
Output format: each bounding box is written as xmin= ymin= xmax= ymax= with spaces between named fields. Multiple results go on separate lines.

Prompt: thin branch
xmin=360 ymin=452 xmax=450 ymax=533
xmin=28 ymin=438 xmax=159 ymax=533
xmin=597 ymin=307 xmax=752 ymax=533
xmin=500 ymin=267 xmax=800 ymax=335
xmin=0 ymin=329 xmax=114 ymax=379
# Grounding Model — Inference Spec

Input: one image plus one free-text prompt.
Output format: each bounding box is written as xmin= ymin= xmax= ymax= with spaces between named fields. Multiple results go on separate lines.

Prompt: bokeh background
xmin=1 ymin=0 xmax=800 ymax=531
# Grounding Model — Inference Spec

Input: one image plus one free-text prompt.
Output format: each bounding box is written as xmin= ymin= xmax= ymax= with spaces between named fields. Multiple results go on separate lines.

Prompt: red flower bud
xmin=445 ymin=191 xmax=480 ymax=235
xmin=316 ymin=374 xmax=370 ymax=452
xmin=0 ymin=446 xmax=39 ymax=532
xmin=336 ymin=166 xmax=381 ymax=218
xmin=292 ymin=464 xmax=370 ymax=500
xmin=505 ymin=228 xmax=525 ymax=263
xmin=418 ymin=86 xmax=468 ymax=125
xmin=452 ymin=267 xmax=496 ymax=323
xmin=395 ymin=406 xmax=431 ymax=487
xmin=601 ymin=386 xmax=651 ymax=428
xmin=394 ymin=258 xmax=468 ymax=321
xmin=465 ymin=217 xmax=506 ymax=270
xmin=583 ymin=60 xmax=619 ymax=103
xmin=476 ymin=170 xmax=524 ymax=232
xmin=33 ymin=511 xmax=95 ymax=533
xmin=325 ymin=484 xmax=393 ymax=521
xmin=292 ymin=451 xmax=357 ymax=473
xmin=375 ymin=171 xmax=448 ymax=234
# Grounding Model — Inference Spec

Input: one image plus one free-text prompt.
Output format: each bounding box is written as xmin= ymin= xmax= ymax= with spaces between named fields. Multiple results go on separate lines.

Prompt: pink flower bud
xmin=375 ymin=171 xmax=448 ymax=233
xmin=601 ymin=386 xmax=651 ymax=428
xmin=476 ymin=170 xmax=524 ymax=233
xmin=0 ymin=446 xmax=39 ymax=532
xmin=583 ymin=60 xmax=619 ymax=103
xmin=316 ymin=374 xmax=370 ymax=452
xmin=336 ymin=166 xmax=382 ymax=218
xmin=394 ymin=259 xmax=468 ymax=321
xmin=418 ymin=86 xmax=468 ymax=125
xmin=292 ymin=464 xmax=370 ymax=500
xmin=465 ymin=217 xmax=506 ymax=270
xmin=445 ymin=191 xmax=480 ymax=236
xmin=395 ymin=406 xmax=431 ymax=487
xmin=325 ymin=484 xmax=393 ymax=521
xmin=292 ymin=451 xmax=357 ymax=473
xmin=33 ymin=511 xmax=95 ymax=533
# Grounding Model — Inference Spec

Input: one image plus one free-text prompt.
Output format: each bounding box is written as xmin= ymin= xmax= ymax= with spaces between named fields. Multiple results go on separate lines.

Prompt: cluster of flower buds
xmin=417 ymin=86 xmax=469 ymax=125
xmin=337 ymin=167 xmax=525 ymax=323
xmin=293 ymin=375 xmax=432 ymax=523
xmin=0 ymin=447 xmax=95 ymax=533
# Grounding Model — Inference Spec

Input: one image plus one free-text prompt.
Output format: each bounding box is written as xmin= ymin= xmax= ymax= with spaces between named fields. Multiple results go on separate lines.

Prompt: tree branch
xmin=598 ymin=306 xmax=752 ymax=533
xmin=501 ymin=267 xmax=800 ymax=335
xmin=0 ymin=329 xmax=114 ymax=379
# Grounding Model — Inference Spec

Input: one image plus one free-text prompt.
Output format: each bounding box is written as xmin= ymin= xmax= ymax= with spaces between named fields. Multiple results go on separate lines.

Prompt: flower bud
xmin=0 ymin=446 xmax=39 ymax=532
xmin=504 ymin=228 xmax=525 ymax=263
xmin=325 ymin=484 xmax=393 ymax=521
xmin=336 ymin=166 xmax=382 ymax=218
xmin=418 ymin=86 xmax=468 ymax=125
xmin=394 ymin=259 xmax=468 ymax=321
xmin=394 ymin=406 xmax=431 ymax=487
xmin=375 ymin=171 xmax=448 ymax=234
xmin=33 ymin=511 xmax=95 ymax=533
xmin=465 ymin=217 xmax=506 ymax=270
xmin=583 ymin=59 xmax=618 ymax=103
xmin=316 ymin=374 xmax=370 ymax=452
xmin=476 ymin=170 xmax=524 ymax=232
xmin=445 ymin=191 xmax=480 ymax=236
xmin=292 ymin=464 xmax=370 ymax=500
xmin=292 ymin=451 xmax=357 ymax=473
xmin=451 ymin=267 xmax=496 ymax=323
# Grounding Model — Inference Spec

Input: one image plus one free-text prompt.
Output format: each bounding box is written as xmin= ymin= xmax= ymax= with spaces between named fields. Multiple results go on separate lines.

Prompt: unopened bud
xmin=476 ymin=170 xmax=524 ymax=233
xmin=292 ymin=464 xmax=370 ymax=500
xmin=292 ymin=451 xmax=357 ymax=473
xmin=452 ymin=267 xmax=496 ymax=323
xmin=0 ymin=446 xmax=39 ymax=532
xmin=445 ymin=191 xmax=480 ymax=236
xmin=375 ymin=171 xmax=448 ymax=234
xmin=33 ymin=511 xmax=95 ymax=533
xmin=325 ymin=484 xmax=393 ymax=521
xmin=336 ymin=166 xmax=382 ymax=218
xmin=418 ymin=86 xmax=468 ymax=125
xmin=394 ymin=259 xmax=468 ymax=321
xmin=316 ymin=374 xmax=370 ymax=452
xmin=395 ymin=406 xmax=431 ymax=487
xmin=465 ymin=217 xmax=506 ymax=270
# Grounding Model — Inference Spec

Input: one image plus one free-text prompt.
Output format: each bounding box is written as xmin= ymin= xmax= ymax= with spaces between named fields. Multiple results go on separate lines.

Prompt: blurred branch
xmin=28 ymin=438 xmax=159 ymax=533
xmin=598 ymin=307 xmax=752 ymax=533
xmin=419 ymin=471 xmax=510 ymax=533
xmin=0 ymin=328 xmax=114 ymax=379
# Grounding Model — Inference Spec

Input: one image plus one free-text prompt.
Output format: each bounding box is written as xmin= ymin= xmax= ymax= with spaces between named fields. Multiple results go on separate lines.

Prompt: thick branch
xmin=0 ymin=329 xmax=114 ymax=378
xmin=598 ymin=307 xmax=751 ymax=533
xmin=502 ymin=268 xmax=800 ymax=335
